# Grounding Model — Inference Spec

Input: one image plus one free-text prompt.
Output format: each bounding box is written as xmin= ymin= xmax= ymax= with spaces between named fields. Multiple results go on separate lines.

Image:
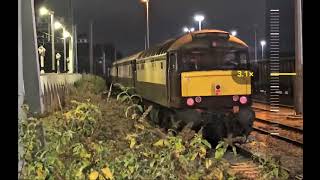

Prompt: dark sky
xmin=45 ymin=0 xmax=267 ymax=56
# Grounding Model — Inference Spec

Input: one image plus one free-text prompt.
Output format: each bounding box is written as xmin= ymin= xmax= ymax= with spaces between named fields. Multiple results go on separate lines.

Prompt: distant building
xmin=76 ymin=33 xmax=123 ymax=76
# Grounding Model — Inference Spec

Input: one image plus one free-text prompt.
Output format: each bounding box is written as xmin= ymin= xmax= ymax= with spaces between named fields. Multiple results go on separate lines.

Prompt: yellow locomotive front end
xmin=181 ymin=70 xmax=252 ymax=113
xmin=181 ymin=70 xmax=251 ymax=97
xmin=163 ymin=30 xmax=255 ymax=141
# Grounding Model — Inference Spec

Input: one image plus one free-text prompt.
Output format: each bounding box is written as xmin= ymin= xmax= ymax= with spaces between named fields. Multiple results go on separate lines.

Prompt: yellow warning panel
xmin=181 ymin=70 xmax=251 ymax=97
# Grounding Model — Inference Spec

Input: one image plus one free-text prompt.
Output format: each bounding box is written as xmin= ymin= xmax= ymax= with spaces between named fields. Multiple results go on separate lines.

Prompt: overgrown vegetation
xmin=255 ymin=155 xmax=289 ymax=179
xmin=19 ymin=75 xmax=268 ymax=179
xmin=113 ymin=83 xmax=143 ymax=120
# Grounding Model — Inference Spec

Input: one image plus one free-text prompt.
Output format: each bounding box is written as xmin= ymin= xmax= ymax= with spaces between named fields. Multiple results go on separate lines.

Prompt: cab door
xmin=132 ymin=60 xmax=137 ymax=88
xmin=168 ymin=52 xmax=179 ymax=107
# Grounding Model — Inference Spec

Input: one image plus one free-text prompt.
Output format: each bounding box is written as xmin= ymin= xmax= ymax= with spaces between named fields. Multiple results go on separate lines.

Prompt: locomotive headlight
xmin=187 ymin=98 xmax=195 ymax=106
xmin=233 ymin=95 xmax=239 ymax=102
xmin=239 ymin=96 xmax=248 ymax=104
xmin=195 ymin=96 xmax=202 ymax=103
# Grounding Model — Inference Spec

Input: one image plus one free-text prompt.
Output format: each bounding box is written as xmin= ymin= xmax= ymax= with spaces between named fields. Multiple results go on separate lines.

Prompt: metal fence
xmin=250 ymin=57 xmax=295 ymax=104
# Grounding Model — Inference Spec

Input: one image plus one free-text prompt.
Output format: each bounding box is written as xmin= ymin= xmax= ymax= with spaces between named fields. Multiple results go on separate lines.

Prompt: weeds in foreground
xmin=255 ymin=155 xmax=289 ymax=180
xmin=19 ymin=75 xmax=248 ymax=179
xmin=114 ymin=83 xmax=143 ymax=120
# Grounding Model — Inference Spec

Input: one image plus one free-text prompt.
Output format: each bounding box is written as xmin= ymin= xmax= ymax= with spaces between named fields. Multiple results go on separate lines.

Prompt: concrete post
xmin=74 ymin=25 xmax=78 ymax=73
xmin=18 ymin=0 xmax=24 ymax=175
xmin=68 ymin=34 xmax=74 ymax=73
xmin=21 ymin=0 xmax=44 ymax=114
xmin=294 ymin=0 xmax=303 ymax=115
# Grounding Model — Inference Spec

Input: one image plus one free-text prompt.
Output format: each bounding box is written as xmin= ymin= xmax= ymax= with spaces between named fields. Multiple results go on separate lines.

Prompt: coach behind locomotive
xmin=110 ymin=29 xmax=255 ymax=141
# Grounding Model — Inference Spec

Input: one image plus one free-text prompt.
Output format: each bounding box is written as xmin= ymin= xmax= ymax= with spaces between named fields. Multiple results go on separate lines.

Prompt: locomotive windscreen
xmin=181 ymin=48 xmax=248 ymax=71
xmin=193 ymin=32 xmax=230 ymax=40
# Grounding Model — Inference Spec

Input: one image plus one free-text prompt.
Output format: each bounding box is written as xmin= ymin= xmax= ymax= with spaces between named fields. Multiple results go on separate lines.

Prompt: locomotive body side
xmin=135 ymin=54 xmax=168 ymax=106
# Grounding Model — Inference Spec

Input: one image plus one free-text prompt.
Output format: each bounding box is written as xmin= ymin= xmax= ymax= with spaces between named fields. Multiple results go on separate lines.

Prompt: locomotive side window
xmin=240 ymin=53 xmax=247 ymax=64
xmin=169 ymin=54 xmax=177 ymax=71
xmin=152 ymin=61 xmax=155 ymax=69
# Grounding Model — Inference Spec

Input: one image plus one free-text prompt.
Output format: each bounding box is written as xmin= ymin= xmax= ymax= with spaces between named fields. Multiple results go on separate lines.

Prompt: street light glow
xmin=183 ymin=27 xmax=195 ymax=33
xmin=194 ymin=14 xmax=205 ymax=30
xmin=141 ymin=0 xmax=148 ymax=2
xmin=194 ymin=15 xmax=204 ymax=22
xmin=54 ymin=21 xmax=63 ymax=30
xmin=63 ymin=31 xmax=71 ymax=38
xmin=231 ymin=30 xmax=237 ymax=36
xmin=39 ymin=7 xmax=49 ymax=16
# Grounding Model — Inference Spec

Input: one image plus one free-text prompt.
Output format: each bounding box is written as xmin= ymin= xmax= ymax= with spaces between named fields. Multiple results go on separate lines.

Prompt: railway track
xmin=250 ymin=100 xmax=303 ymax=147
xmin=252 ymin=99 xmax=294 ymax=109
xmin=234 ymin=144 xmax=303 ymax=180
xmin=253 ymin=118 xmax=303 ymax=147
xmin=223 ymin=150 xmax=261 ymax=179
xmin=252 ymin=127 xmax=302 ymax=147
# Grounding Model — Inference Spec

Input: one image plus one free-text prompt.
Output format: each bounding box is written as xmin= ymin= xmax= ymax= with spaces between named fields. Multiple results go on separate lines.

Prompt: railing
xmin=250 ymin=57 xmax=295 ymax=104
xmin=40 ymin=73 xmax=82 ymax=112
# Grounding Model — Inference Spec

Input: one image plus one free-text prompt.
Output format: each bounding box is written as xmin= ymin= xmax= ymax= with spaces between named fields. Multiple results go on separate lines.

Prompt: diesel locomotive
xmin=109 ymin=29 xmax=255 ymax=141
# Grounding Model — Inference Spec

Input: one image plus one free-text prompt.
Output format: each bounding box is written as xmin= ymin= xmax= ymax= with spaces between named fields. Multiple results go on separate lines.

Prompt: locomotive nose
xmin=181 ymin=71 xmax=251 ymax=97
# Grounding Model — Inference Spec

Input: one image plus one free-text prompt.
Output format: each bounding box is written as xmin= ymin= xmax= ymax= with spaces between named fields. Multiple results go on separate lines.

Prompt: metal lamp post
xmin=39 ymin=7 xmax=55 ymax=71
xmin=141 ymin=0 xmax=150 ymax=49
xmin=260 ymin=40 xmax=266 ymax=60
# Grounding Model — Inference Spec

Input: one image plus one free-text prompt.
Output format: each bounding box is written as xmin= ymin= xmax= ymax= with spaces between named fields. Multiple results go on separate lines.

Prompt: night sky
xmin=45 ymin=0 xmax=268 ymax=56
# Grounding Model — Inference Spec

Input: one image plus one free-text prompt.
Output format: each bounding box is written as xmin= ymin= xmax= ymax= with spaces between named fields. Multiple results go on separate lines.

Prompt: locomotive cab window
xmin=181 ymin=48 xmax=249 ymax=71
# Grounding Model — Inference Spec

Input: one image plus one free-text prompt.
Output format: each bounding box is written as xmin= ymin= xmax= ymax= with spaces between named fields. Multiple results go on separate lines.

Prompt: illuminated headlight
xmin=187 ymin=98 xmax=195 ymax=106
xmin=239 ymin=96 xmax=248 ymax=104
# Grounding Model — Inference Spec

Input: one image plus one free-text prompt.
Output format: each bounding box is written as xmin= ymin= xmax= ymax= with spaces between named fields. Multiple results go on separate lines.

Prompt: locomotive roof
xmin=113 ymin=52 xmax=142 ymax=65
xmin=115 ymin=29 xmax=248 ymax=64
xmin=167 ymin=29 xmax=248 ymax=51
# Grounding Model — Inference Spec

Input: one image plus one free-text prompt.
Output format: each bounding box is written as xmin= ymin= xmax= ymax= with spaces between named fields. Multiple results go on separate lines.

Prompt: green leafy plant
xmin=74 ymin=75 xmax=106 ymax=94
xmin=114 ymin=83 xmax=144 ymax=120
xmin=19 ymin=99 xmax=106 ymax=180
xmin=255 ymin=156 xmax=289 ymax=179
xmin=215 ymin=135 xmax=237 ymax=161
xmin=188 ymin=133 xmax=212 ymax=161
xmin=64 ymin=100 xmax=101 ymax=136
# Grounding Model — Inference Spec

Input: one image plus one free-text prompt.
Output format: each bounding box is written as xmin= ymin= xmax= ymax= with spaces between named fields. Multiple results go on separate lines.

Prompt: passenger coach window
xmin=128 ymin=66 xmax=131 ymax=76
